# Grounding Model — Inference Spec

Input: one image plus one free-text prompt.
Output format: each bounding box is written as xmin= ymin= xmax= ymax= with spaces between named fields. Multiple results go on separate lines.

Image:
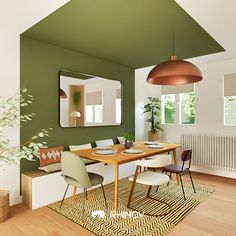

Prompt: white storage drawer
xmin=21 ymin=162 xmax=135 ymax=209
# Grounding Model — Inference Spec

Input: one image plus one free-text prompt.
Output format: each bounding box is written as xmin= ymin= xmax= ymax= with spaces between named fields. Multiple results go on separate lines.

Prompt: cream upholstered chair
xmin=127 ymin=155 xmax=172 ymax=213
xmin=95 ymin=139 xmax=114 ymax=147
xmin=69 ymin=143 xmax=97 ymax=165
xmin=60 ymin=151 xmax=107 ymax=219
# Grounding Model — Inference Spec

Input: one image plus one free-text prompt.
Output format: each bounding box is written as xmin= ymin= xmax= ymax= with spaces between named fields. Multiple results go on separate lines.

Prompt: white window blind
xmin=86 ymin=91 xmax=103 ymax=105
xmin=161 ymin=84 xmax=194 ymax=94
xmin=224 ymin=73 xmax=236 ymax=96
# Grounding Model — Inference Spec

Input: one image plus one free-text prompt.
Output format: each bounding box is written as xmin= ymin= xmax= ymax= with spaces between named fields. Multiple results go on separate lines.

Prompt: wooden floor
xmin=0 ymin=173 xmax=235 ymax=236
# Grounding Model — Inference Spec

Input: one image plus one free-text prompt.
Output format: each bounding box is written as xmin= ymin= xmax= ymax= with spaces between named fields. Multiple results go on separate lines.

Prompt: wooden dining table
xmin=73 ymin=141 xmax=181 ymax=212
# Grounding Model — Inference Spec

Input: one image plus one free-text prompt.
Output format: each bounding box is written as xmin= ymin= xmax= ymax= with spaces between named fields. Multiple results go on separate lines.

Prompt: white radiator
xmin=181 ymin=133 xmax=236 ymax=178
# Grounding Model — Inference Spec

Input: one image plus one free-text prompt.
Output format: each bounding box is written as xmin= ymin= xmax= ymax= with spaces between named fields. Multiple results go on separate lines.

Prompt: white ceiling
xmin=0 ymin=0 xmax=70 ymax=34
xmin=176 ymin=0 xmax=236 ymax=64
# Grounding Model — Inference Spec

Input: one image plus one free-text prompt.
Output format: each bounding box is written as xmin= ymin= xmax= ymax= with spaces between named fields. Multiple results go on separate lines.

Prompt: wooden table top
xmin=73 ymin=142 xmax=181 ymax=165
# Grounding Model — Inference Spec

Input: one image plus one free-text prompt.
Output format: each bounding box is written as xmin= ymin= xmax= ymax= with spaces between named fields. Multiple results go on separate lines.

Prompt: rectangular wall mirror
xmin=59 ymin=70 xmax=122 ymax=127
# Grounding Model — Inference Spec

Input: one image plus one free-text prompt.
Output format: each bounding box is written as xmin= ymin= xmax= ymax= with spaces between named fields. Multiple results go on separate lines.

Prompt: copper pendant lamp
xmin=60 ymin=89 xmax=67 ymax=98
xmin=147 ymin=34 xmax=202 ymax=85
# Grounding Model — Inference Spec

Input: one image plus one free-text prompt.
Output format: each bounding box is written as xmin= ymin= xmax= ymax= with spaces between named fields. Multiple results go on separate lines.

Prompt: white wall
xmin=162 ymin=57 xmax=236 ymax=142
xmin=135 ymin=57 xmax=236 ymax=177
xmin=135 ymin=66 xmax=161 ymax=141
xmin=136 ymin=58 xmax=236 ymax=140
xmin=0 ymin=0 xmax=70 ymax=205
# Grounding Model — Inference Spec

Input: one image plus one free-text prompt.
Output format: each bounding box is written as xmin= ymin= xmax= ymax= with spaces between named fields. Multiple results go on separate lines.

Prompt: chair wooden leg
xmin=60 ymin=184 xmax=69 ymax=209
xmin=179 ymin=174 xmax=186 ymax=200
xmin=73 ymin=187 xmax=77 ymax=200
xmin=127 ymin=166 xmax=139 ymax=208
xmin=188 ymin=170 xmax=196 ymax=193
xmin=101 ymin=183 xmax=108 ymax=208
xmin=147 ymin=186 xmax=152 ymax=197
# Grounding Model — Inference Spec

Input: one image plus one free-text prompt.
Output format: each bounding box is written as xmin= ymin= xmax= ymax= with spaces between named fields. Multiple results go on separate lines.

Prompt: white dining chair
xmin=60 ymin=151 xmax=107 ymax=220
xmin=127 ymin=155 xmax=172 ymax=215
xmin=95 ymin=139 xmax=114 ymax=147
xmin=69 ymin=143 xmax=97 ymax=165
xmin=117 ymin=136 xmax=125 ymax=145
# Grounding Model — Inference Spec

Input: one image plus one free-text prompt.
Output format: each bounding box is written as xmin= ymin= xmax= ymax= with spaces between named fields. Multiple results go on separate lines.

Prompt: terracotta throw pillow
xmin=38 ymin=146 xmax=64 ymax=167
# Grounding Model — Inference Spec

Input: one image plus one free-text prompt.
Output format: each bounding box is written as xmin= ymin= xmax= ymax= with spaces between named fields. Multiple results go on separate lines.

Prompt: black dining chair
xmin=161 ymin=148 xmax=196 ymax=200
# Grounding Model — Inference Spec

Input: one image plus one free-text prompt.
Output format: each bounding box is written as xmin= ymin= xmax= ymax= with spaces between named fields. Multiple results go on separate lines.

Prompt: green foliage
xmin=225 ymin=96 xmax=236 ymax=102
xmin=124 ymin=133 xmax=135 ymax=141
xmin=143 ymin=97 xmax=163 ymax=133
xmin=0 ymin=89 xmax=52 ymax=167
xmin=164 ymin=95 xmax=175 ymax=123
xmin=181 ymin=93 xmax=195 ymax=124
xmin=73 ymin=92 xmax=81 ymax=109
xmin=225 ymin=96 xmax=236 ymax=125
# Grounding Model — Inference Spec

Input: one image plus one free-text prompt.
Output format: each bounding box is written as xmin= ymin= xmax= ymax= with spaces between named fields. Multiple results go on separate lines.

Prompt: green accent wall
xmin=20 ymin=36 xmax=135 ymax=173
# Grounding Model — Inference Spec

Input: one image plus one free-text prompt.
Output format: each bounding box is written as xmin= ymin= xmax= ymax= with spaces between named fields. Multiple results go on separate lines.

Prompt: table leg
xmin=114 ymin=164 xmax=119 ymax=212
xmin=172 ymin=148 xmax=179 ymax=184
xmin=73 ymin=187 xmax=77 ymax=200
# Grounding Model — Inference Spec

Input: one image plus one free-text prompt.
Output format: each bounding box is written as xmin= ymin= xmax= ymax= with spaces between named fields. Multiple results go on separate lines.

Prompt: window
xmin=180 ymin=93 xmax=196 ymax=124
xmin=115 ymin=88 xmax=122 ymax=124
xmin=94 ymin=105 xmax=103 ymax=123
xmin=116 ymin=98 xmax=121 ymax=124
xmin=86 ymin=105 xmax=93 ymax=123
xmin=85 ymin=91 xmax=103 ymax=123
xmin=224 ymin=96 xmax=236 ymax=126
xmin=161 ymin=83 xmax=195 ymax=125
xmin=86 ymin=105 xmax=103 ymax=123
xmin=224 ymin=73 xmax=236 ymax=126
xmin=161 ymin=94 xmax=175 ymax=124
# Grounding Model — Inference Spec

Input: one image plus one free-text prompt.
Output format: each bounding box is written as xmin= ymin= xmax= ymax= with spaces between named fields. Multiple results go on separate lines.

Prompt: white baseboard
xmin=191 ymin=165 xmax=236 ymax=179
xmin=10 ymin=195 xmax=22 ymax=206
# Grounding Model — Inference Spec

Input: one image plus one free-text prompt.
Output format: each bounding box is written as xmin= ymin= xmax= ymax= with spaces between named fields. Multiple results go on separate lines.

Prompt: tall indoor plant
xmin=0 ymin=88 xmax=51 ymax=222
xmin=143 ymin=96 xmax=163 ymax=141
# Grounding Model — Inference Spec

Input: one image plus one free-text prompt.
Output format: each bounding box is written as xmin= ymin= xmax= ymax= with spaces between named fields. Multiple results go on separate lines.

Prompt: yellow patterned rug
xmin=48 ymin=178 xmax=213 ymax=236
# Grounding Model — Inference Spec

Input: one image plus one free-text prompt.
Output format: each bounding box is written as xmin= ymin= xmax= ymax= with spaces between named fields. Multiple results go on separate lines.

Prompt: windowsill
xmin=179 ymin=123 xmax=196 ymax=126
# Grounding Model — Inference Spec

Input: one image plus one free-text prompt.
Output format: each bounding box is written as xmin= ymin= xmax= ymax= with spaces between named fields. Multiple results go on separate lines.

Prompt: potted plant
xmin=0 ymin=89 xmax=51 ymax=222
xmin=124 ymin=133 xmax=135 ymax=149
xmin=143 ymin=96 xmax=163 ymax=141
xmin=73 ymin=91 xmax=81 ymax=110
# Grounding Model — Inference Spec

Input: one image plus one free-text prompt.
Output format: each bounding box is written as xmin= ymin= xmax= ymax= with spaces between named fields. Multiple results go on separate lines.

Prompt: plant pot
xmin=125 ymin=140 xmax=133 ymax=149
xmin=148 ymin=131 xmax=161 ymax=141
xmin=0 ymin=190 xmax=9 ymax=223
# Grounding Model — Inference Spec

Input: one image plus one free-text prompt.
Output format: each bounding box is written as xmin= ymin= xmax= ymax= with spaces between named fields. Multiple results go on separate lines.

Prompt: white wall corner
xmin=0 ymin=0 xmax=70 ymax=205
xmin=135 ymin=66 xmax=161 ymax=141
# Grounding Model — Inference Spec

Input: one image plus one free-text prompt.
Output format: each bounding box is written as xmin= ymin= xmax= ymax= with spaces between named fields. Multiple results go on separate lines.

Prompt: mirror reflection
xmin=59 ymin=71 xmax=122 ymax=127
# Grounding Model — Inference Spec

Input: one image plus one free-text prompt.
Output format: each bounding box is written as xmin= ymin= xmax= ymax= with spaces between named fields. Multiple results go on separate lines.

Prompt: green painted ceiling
xmin=22 ymin=0 xmax=224 ymax=69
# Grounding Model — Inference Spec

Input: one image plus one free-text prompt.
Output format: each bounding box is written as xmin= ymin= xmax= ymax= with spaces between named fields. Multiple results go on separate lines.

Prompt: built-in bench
xmin=22 ymin=170 xmax=69 ymax=209
xmin=21 ymin=161 xmax=135 ymax=209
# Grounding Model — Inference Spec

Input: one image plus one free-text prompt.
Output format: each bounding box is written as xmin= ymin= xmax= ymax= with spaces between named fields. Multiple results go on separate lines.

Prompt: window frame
xmin=85 ymin=104 xmax=103 ymax=124
xmin=223 ymin=96 xmax=236 ymax=127
xmin=179 ymin=92 xmax=196 ymax=125
xmin=161 ymin=94 xmax=176 ymax=125
xmin=161 ymin=92 xmax=196 ymax=126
